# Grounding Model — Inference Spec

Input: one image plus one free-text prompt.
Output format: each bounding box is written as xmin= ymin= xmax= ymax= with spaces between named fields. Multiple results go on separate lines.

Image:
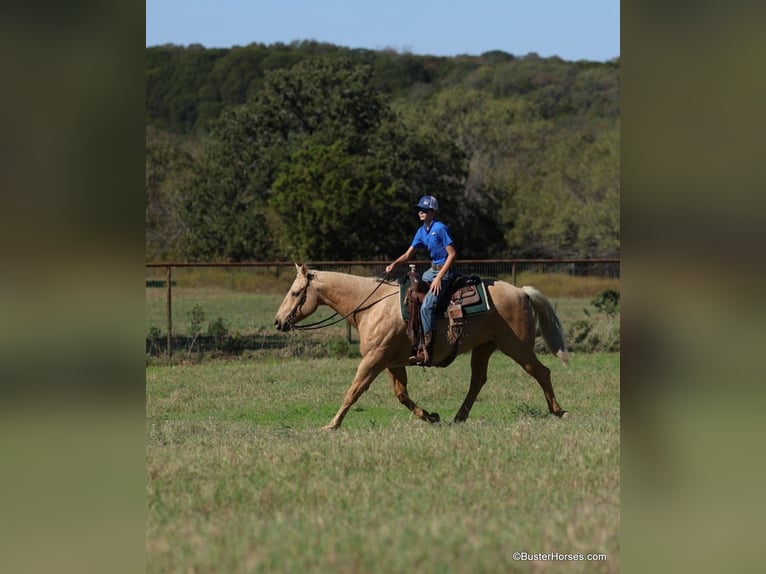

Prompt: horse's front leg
xmin=323 ymin=354 xmax=386 ymax=430
xmin=387 ymin=367 xmax=440 ymax=424
xmin=454 ymin=342 xmax=495 ymax=423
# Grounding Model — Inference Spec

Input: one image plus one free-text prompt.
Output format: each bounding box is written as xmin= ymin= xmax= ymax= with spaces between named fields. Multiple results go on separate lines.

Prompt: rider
xmin=385 ymin=195 xmax=457 ymax=365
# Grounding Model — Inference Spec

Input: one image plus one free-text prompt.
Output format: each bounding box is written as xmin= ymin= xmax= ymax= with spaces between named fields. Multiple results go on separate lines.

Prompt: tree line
xmin=146 ymin=41 xmax=619 ymax=262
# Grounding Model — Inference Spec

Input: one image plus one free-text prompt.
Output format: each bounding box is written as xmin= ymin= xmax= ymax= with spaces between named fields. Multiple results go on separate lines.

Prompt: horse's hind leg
xmin=454 ymin=342 xmax=496 ymax=423
xmin=388 ymin=367 xmax=440 ymax=424
xmin=513 ymin=351 xmax=567 ymax=418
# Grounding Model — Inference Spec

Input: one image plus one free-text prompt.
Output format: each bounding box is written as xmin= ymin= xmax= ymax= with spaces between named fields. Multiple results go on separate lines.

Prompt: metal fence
xmin=146 ymin=259 xmax=619 ymax=356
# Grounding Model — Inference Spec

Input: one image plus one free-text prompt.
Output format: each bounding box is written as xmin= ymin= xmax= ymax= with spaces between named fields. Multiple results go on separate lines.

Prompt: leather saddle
xmin=404 ymin=267 xmax=482 ymax=349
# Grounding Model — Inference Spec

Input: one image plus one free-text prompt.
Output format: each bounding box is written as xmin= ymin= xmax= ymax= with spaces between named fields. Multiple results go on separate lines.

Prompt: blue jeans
xmin=420 ymin=267 xmax=458 ymax=334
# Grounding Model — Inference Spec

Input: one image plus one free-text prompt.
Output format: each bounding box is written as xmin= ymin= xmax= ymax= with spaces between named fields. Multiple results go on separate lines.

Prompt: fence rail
xmin=146 ymin=259 xmax=620 ymax=356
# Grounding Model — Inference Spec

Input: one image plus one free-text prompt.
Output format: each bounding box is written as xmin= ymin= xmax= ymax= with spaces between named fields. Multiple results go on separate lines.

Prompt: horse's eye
xmin=291 ymin=290 xmax=300 ymax=297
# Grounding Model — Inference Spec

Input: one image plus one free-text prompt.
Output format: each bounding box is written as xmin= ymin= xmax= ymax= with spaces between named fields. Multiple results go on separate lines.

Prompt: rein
xmin=291 ymin=271 xmax=396 ymax=331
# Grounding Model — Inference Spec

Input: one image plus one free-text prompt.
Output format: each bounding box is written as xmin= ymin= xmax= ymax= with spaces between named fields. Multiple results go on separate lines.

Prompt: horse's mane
xmin=312 ymin=269 xmax=398 ymax=287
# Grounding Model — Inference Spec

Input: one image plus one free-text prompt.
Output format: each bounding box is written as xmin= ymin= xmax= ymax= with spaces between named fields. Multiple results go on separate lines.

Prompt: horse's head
xmin=274 ymin=263 xmax=319 ymax=332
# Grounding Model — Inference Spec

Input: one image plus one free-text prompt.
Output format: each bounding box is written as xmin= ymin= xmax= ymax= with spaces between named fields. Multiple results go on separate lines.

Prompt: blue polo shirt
xmin=411 ymin=220 xmax=454 ymax=265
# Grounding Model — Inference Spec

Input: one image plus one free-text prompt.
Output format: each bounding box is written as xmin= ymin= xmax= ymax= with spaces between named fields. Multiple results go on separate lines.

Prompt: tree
xmin=145 ymin=126 xmax=196 ymax=260
xmin=181 ymin=104 xmax=278 ymax=260
xmin=269 ymin=141 xmax=402 ymax=260
xmin=501 ymin=121 xmax=620 ymax=257
xmin=182 ymin=57 xmax=468 ymax=261
xmin=269 ymin=123 xmax=467 ymax=260
xmin=398 ymin=87 xmax=530 ymax=257
xmin=149 ymin=45 xmax=621 ymax=259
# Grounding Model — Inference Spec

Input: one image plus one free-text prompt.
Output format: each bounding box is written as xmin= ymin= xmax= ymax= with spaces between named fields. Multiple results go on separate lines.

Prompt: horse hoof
xmin=428 ymin=412 xmax=441 ymax=424
xmin=560 ymin=411 xmax=570 ymax=419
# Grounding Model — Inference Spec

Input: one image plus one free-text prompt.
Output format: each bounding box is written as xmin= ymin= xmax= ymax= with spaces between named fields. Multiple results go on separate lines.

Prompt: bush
xmin=188 ymin=304 xmax=206 ymax=335
xmin=327 ymin=337 xmax=356 ymax=358
xmin=207 ymin=317 xmax=229 ymax=345
xmin=221 ymin=332 xmax=244 ymax=355
xmin=147 ymin=326 xmax=163 ymax=355
xmin=564 ymin=289 xmax=620 ymax=353
xmin=590 ymin=289 xmax=620 ymax=317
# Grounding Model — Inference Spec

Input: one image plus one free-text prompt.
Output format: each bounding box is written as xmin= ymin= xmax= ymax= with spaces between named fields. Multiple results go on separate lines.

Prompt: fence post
xmin=512 ymin=262 xmax=517 ymax=286
xmin=166 ymin=265 xmax=172 ymax=358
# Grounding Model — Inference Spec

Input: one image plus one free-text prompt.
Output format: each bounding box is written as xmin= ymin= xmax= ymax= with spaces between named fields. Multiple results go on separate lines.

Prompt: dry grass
xmin=502 ymin=271 xmax=620 ymax=298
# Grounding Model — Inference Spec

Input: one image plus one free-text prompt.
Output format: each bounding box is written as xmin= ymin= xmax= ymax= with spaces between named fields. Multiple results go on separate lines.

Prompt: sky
xmin=146 ymin=0 xmax=619 ymax=62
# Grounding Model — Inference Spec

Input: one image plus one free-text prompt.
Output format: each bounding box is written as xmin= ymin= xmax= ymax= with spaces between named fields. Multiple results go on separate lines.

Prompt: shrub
xmin=206 ymin=317 xmax=244 ymax=355
xmin=147 ymin=326 xmax=163 ymax=355
xmin=590 ymin=289 xmax=620 ymax=317
xmin=207 ymin=317 xmax=230 ymax=349
xmin=327 ymin=337 xmax=355 ymax=358
xmin=564 ymin=289 xmax=620 ymax=353
xmin=188 ymin=304 xmax=206 ymax=335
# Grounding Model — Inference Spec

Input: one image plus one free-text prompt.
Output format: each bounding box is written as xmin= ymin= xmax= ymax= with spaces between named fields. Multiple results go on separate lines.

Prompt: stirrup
xmin=408 ymin=346 xmax=427 ymax=365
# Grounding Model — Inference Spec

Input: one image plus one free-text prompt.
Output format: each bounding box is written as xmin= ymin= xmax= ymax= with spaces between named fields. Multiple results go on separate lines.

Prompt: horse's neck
xmin=313 ymin=272 xmax=378 ymax=317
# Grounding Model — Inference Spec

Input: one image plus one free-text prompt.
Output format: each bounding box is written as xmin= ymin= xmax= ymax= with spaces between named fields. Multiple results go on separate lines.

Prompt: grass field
xmin=146 ymin=352 xmax=620 ymax=573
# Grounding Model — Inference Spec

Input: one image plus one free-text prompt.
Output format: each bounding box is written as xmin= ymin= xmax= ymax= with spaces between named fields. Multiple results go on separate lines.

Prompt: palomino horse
xmin=274 ymin=264 xmax=569 ymax=430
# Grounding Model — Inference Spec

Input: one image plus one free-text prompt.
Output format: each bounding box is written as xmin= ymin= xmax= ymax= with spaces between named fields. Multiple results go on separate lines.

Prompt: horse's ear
xmin=295 ymin=262 xmax=308 ymax=276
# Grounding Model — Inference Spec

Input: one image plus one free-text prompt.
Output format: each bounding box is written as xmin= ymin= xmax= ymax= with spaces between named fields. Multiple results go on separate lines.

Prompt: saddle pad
xmin=399 ymin=277 xmax=490 ymax=321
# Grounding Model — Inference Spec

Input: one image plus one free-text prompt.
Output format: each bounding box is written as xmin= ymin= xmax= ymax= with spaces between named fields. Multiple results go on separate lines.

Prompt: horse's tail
xmin=522 ymin=286 xmax=569 ymax=365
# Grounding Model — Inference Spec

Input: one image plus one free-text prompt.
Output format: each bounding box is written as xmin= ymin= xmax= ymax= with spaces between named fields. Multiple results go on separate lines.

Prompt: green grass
xmin=147 ymin=352 xmax=620 ymax=573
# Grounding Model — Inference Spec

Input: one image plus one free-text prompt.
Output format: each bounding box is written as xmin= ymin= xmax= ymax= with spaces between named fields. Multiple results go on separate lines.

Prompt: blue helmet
xmin=415 ymin=195 xmax=439 ymax=211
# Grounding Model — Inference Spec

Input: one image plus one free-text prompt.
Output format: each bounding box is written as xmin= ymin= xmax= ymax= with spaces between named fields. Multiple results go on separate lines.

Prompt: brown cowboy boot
xmin=421 ymin=330 xmax=434 ymax=365
xmin=408 ymin=340 xmax=422 ymax=365
xmin=409 ymin=330 xmax=434 ymax=366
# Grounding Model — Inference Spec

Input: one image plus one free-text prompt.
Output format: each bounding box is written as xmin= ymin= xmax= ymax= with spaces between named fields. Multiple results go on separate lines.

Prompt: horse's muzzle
xmin=274 ymin=318 xmax=290 ymax=332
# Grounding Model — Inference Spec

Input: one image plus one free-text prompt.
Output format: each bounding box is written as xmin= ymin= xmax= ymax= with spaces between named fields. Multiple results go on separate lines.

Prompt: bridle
xmin=284 ymin=271 xmax=313 ymax=330
xmin=287 ymin=271 xmax=397 ymax=331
